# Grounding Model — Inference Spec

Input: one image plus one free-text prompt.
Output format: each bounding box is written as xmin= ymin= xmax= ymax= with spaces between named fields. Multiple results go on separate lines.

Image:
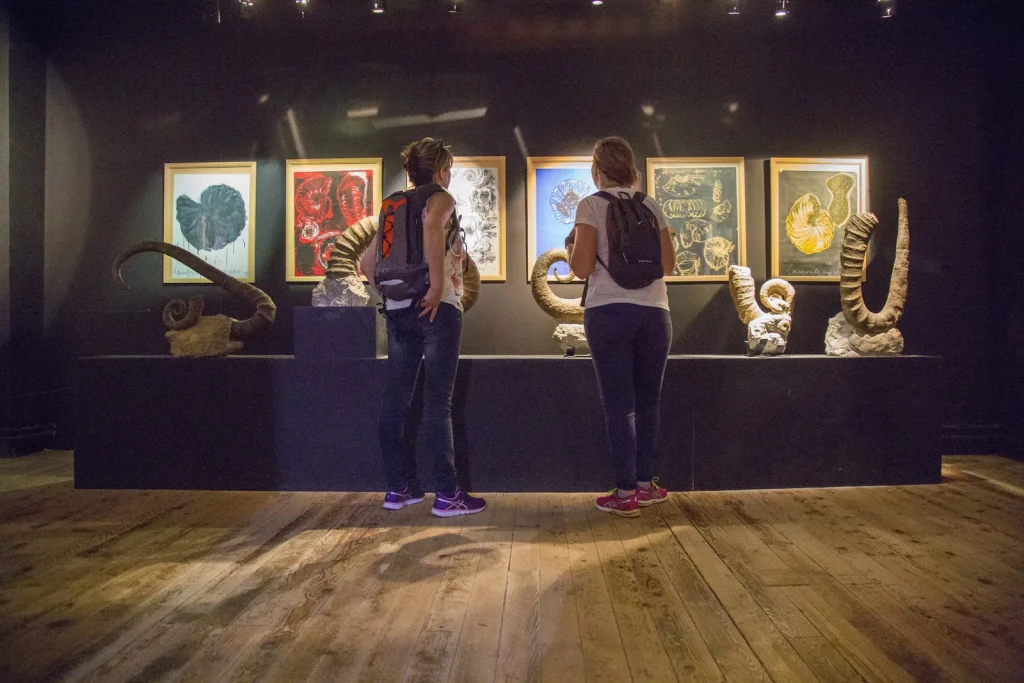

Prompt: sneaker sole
xmin=382 ymin=496 xmax=425 ymax=510
xmin=431 ymin=504 xmax=486 ymax=518
xmin=595 ymin=502 xmax=641 ymax=517
xmin=638 ymin=496 xmax=667 ymax=507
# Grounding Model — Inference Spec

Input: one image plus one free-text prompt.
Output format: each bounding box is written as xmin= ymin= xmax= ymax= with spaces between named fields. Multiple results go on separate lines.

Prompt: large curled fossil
xmin=531 ymin=249 xmax=584 ymax=324
xmin=112 ymin=242 xmax=277 ymax=357
xmin=325 ymin=215 xmax=480 ymax=311
xmin=840 ymin=198 xmax=909 ymax=333
xmin=728 ymin=265 xmax=795 ymax=356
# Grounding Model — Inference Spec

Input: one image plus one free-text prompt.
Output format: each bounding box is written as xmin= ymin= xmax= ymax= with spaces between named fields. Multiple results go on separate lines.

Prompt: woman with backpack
xmin=566 ymin=136 xmax=676 ymax=517
xmin=360 ymin=137 xmax=486 ymax=517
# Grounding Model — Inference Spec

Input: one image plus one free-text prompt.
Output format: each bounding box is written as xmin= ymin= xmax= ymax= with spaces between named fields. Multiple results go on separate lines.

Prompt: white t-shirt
xmin=574 ymin=188 xmax=670 ymax=311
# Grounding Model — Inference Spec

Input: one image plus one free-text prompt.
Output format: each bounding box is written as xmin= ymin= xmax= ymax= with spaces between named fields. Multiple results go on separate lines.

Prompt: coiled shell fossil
xmin=676 ymin=251 xmax=701 ymax=276
xmin=703 ymin=236 xmax=735 ymax=271
xmin=549 ymin=179 xmax=591 ymax=224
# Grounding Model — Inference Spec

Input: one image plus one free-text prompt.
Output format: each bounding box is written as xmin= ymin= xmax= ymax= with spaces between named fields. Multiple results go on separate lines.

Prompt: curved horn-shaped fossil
xmin=461 ymin=255 xmax=480 ymax=313
xmin=325 ymin=216 xmax=378 ymax=279
xmin=728 ymin=266 xmax=793 ymax=323
xmin=531 ymin=249 xmax=584 ymax=324
xmin=112 ymin=242 xmax=277 ymax=341
xmin=840 ymin=199 xmax=909 ymax=333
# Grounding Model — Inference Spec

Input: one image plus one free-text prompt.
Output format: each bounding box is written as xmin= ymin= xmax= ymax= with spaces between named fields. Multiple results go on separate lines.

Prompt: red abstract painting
xmin=291 ymin=169 xmax=375 ymax=278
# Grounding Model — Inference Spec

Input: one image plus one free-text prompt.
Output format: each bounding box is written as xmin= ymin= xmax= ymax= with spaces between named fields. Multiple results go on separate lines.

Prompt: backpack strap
xmin=595 ymin=190 xmax=616 ymax=202
xmin=632 ymin=191 xmax=647 ymax=202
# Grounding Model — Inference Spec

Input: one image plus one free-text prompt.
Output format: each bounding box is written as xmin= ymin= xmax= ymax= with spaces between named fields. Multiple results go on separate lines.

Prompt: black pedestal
xmin=74 ymin=355 xmax=941 ymax=492
xmin=294 ymin=306 xmax=386 ymax=359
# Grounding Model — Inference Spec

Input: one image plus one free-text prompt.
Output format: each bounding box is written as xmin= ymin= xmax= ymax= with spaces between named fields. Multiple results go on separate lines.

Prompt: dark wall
xmin=6 ymin=0 xmax=1009 ymax=446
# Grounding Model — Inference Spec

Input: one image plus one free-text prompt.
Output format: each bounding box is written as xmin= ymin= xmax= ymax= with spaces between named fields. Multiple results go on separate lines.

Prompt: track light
xmin=592 ymin=0 xmax=604 ymax=6
xmin=728 ymin=1 xmax=740 ymax=15
xmin=371 ymin=0 xmax=385 ymax=13
xmin=879 ymin=0 xmax=895 ymax=19
xmin=296 ymin=0 xmax=310 ymax=18
xmin=448 ymin=2 xmax=462 ymax=13
xmin=239 ymin=0 xmax=255 ymax=19
xmin=774 ymin=0 xmax=788 ymax=17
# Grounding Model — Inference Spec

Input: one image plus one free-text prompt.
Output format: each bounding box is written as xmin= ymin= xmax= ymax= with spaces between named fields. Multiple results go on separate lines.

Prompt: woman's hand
xmin=418 ymin=286 xmax=443 ymax=322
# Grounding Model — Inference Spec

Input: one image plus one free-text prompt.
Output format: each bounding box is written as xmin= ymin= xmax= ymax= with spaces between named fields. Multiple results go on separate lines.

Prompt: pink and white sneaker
xmin=595 ymin=490 xmax=640 ymax=517
xmin=637 ymin=478 xmax=668 ymax=507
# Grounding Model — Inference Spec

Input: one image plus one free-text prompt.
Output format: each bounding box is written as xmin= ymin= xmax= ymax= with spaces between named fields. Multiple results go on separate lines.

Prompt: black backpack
xmin=594 ymin=190 xmax=663 ymax=289
xmin=374 ymin=183 xmax=457 ymax=303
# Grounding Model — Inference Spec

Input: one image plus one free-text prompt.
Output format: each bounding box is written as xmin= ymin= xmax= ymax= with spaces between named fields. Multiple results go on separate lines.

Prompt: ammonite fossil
xmin=786 ymin=193 xmax=836 ymax=255
xmin=336 ymin=174 xmax=369 ymax=227
xmin=686 ymin=219 xmax=713 ymax=244
xmin=703 ymin=236 xmax=735 ymax=271
xmin=826 ymin=173 xmax=856 ymax=227
xmin=662 ymin=199 xmax=707 ymax=219
xmin=711 ymin=200 xmax=732 ymax=224
xmin=175 ymin=184 xmax=247 ymax=252
xmin=676 ymin=250 xmax=701 ymax=276
xmin=549 ymin=179 xmax=591 ymax=224
xmin=295 ymin=175 xmax=334 ymax=223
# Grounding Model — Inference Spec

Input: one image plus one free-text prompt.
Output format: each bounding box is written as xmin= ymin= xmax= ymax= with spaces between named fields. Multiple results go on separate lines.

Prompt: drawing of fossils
xmin=686 ymin=219 xmax=712 ymax=244
xmin=826 ymin=173 xmax=856 ymax=227
xmin=549 ymin=179 xmax=591 ymax=224
xmin=676 ymin=250 xmax=701 ymax=277
xmin=711 ymin=200 xmax=732 ymax=223
xmin=713 ymin=179 xmax=723 ymax=203
xmin=703 ymin=236 xmax=735 ymax=271
xmin=662 ymin=199 xmax=707 ymax=219
xmin=661 ymin=172 xmax=705 ymax=198
xmin=786 ymin=193 xmax=836 ymax=255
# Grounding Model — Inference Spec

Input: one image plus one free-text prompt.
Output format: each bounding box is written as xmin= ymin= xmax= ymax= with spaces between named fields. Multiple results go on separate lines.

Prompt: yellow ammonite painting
xmin=786 ymin=193 xmax=836 ymax=255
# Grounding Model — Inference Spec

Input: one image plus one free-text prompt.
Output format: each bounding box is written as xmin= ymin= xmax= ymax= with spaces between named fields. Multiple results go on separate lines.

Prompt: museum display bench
xmin=74 ymin=354 xmax=941 ymax=492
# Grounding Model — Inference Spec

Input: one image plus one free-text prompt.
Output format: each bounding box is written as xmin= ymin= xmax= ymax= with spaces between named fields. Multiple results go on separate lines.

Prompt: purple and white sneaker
xmin=431 ymin=489 xmax=486 ymax=517
xmin=382 ymin=484 xmax=425 ymax=510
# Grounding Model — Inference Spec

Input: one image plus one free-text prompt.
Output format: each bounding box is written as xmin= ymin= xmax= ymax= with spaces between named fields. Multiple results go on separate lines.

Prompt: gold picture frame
xmin=450 ymin=156 xmax=506 ymax=282
xmin=770 ymin=157 xmax=869 ymax=282
xmin=163 ymin=161 xmax=257 ymax=284
xmin=646 ymin=157 xmax=747 ymax=282
xmin=526 ymin=156 xmax=596 ymax=282
xmin=285 ymin=158 xmax=383 ymax=282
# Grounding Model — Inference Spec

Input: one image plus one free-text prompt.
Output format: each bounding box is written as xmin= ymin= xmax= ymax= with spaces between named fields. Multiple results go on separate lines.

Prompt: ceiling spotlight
xmin=371 ymin=0 xmax=385 ymax=13
xmin=728 ymin=1 xmax=740 ymax=15
xmin=879 ymin=0 xmax=895 ymax=19
xmin=296 ymin=0 xmax=310 ymax=18
xmin=448 ymin=2 xmax=462 ymax=13
xmin=239 ymin=0 xmax=255 ymax=19
xmin=592 ymin=0 xmax=604 ymax=6
xmin=774 ymin=0 xmax=788 ymax=17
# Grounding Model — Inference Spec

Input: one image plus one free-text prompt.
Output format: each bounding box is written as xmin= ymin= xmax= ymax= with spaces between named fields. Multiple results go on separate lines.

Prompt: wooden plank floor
xmin=1 ymin=452 xmax=1022 ymax=682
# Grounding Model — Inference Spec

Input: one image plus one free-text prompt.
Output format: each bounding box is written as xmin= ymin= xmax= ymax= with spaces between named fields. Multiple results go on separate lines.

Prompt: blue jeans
xmin=379 ymin=302 xmax=462 ymax=494
xmin=584 ymin=304 xmax=672 ymax=491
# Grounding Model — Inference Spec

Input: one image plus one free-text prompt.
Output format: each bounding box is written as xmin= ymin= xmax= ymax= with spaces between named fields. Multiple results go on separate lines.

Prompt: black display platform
xmin=74 ymin=355 xmax=941 ymax=492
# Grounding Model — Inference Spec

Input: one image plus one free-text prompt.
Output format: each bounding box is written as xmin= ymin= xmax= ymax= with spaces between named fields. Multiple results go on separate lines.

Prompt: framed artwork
xmin=770 ymin=157 xmax=869 ymax=282
xmin=450 ymin=156 xmax=506 ymax=281
xmin=163 ymin=162 xmax=257 ymax=283
xmin=527 ymin=157 xmax=597 ymax=281
xmin=285 ymin=158 xmax=383 ymax=282
xmin=646 ymin=157 xmax=746 ymax=281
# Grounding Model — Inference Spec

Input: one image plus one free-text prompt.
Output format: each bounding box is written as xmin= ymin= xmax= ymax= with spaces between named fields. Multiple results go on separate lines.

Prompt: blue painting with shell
xmin=533 ymin=167 xmax=596 ymax=279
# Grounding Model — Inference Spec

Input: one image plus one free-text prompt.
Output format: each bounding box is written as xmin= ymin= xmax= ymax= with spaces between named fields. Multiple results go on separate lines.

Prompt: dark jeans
xmin=379 ymin=302 xmax=462 ymax=495
xmin=584 ymin=304 xmax=672 ymax=491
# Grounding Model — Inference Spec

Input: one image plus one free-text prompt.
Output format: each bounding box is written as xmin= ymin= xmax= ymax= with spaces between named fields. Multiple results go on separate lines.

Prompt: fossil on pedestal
xmin=728 ymin=266 xmax=795 ymax=356
xmin=531 ymin=249 xmax=587 ymax=355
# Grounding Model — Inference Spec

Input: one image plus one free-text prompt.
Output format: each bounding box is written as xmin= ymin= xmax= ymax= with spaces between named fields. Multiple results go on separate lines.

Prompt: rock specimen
xmin=824 ymin=198 xmax=910 ymax=357
xmin=113 ymin=242 xmax=276 ymax=357
xmin=728 ymin=265 xmax=795 ymax=356
xmin=531 ymin=248 xmax=588 ymax=354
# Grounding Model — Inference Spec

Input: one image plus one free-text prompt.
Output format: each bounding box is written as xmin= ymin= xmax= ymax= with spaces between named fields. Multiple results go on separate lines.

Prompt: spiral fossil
xmin=549 ymin=180 xmax=591 ymax=224
xmin=531 ymin=249 xmax=584 ymax=323
xmin=703 ymin=236 xmax=735 ymax=271
xmin=325 ymin=215 xmax=480 ymax=311
xmin=840 ymin=199 xmax=909 ymax=333
xmin=786 ymin=193 xmax=836 ymax=255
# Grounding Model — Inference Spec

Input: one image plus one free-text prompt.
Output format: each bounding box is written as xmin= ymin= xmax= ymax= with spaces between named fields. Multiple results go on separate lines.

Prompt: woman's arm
xmin=568 ymin=224 xmax=598 ymax=279
xmin=419 ymin=191 xmax=457 ymax=321
xmin=660 ymin=227 xmax=675 ymax=276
